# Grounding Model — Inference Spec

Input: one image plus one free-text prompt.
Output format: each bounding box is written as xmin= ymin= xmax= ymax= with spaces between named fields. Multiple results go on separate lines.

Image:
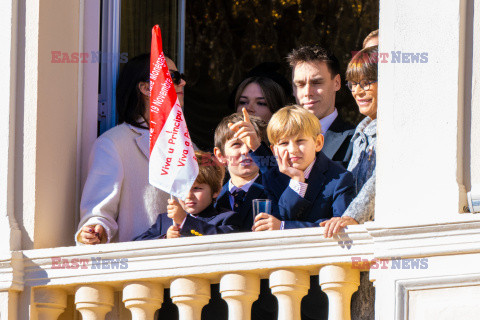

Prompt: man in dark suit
xmin=287 ymin=45 xmax=355 ymax=168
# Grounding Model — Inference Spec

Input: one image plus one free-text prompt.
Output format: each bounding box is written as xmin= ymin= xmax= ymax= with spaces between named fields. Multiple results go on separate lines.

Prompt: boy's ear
xmin=213 ymin=147 xmax=227 ymax=165
xmin=315 ymin=134 xmax=324 ymax=152
xmin=212 ymin=190 xmax=220 ymax=199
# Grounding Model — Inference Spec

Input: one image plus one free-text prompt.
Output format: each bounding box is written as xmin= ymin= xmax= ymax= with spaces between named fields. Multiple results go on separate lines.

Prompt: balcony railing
xmin=22 ymin=225 xmax=373 ymax=320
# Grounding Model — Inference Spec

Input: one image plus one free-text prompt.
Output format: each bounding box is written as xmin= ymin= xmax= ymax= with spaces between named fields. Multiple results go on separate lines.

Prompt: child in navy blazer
xmin=133 ymin=151 xmax=241 ymax=240
xmin=229 ymin=106 xmax=355 ymax=230
xmin=213 ymin=112 xmax=277 ymax=232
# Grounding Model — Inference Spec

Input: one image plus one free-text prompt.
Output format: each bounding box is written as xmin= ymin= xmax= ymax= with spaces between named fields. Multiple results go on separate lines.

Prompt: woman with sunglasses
xmin=321 ymin=45 xmax=378 ymax=237
xmin=76 ymin=53 xmax=186 ymax=244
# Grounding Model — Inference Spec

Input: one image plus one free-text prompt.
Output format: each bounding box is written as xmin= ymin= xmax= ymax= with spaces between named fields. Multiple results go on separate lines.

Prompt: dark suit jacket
xmin=251 ymin=144 xmax=355 ymax=229
xmin=215 ymin=176 xmax=277 ymax=232
xmin=132 ymin=204 xmax=240 ymax=240
xmin=322 ymin=116 xmax=355 ymax=168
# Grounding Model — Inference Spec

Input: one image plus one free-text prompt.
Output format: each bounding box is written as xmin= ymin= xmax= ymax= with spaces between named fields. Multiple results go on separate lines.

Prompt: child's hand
xmin=252 ymin=213 xmax=282 ymax=231
xmin=228 ymin=108 xmax=261 ymax=151
xmin=167 ymin=198 xmax=187 ymax=225
xmin=78 ymin=225 xmax=106 ymax=245
xmin=166 ymin=225 xmax=181 ymax=239
xmin=320 ymin=216 xmax=358 ymax=238
xmin=274 ymin=146 xmax=305 ymax=182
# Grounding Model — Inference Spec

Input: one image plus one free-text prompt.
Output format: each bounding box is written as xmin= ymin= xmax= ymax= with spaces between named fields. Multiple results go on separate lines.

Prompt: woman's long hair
xmin=234 ymin=76 xmax=287 ymax=114
xmin=116 ymin=53 xmax=150 ymax=129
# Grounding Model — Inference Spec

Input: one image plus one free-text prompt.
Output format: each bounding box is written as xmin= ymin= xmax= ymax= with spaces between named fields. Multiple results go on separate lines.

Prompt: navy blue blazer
xmin=322 ymin=116 xmax=355 ymax=169
xmin=251 ymin=144 xmax=355 ymax=229
xmin=215 ymin=175 xmax=277 ymax=231
xmin=132 ymin=204 xmax=241 ymax=240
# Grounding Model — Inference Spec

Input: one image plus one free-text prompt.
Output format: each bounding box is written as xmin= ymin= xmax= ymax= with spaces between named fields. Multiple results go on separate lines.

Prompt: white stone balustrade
xmin=75 ymin=284 xmax=114 ymax=320
xmin=170 ymin=277 xmax=211 ymax=320
xmin=220 ymin=273 xmax=260 ymax=320
xmin=33 ymin=288 xmax=67 ymax=320
xmin=320 ymin=264 xmax=360 ymax=320
xmin=270 ymin=269 xmax=310 ymax=320
xmin=123 ymin=281 xmax=164 ymax=320
xmin=15 ymin=226 xmax=375 ymax=319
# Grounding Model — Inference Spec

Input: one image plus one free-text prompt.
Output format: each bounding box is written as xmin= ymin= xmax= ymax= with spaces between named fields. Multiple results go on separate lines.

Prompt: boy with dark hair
xmin=133 ymin=151 xmax=240 ymax=240
xmin=213 ymin=112 xmax=275 ymax=231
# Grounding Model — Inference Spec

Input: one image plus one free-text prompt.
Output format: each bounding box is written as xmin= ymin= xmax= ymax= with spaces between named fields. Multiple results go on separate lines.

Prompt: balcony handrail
xmin=20 ymin=225 xmax=373 ymax=290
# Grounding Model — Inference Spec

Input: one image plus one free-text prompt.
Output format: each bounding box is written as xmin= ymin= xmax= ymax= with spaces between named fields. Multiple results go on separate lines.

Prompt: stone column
xmin=170 ymin=277 xmax=210 ymax=320
xmin=75 ymin=284 xmax=114 ymax=320
xmin=270 ymin=269 xmax=310 ymax=320
xmin=319 ymin=265 xmax=360 ymax=320
xmin=220 ymin=273 xmax=260 ymax=320
xmin=33 ymin=288 xmax=67 ymax=320
xmin=123 ymin=281 xmax=164 ymax=320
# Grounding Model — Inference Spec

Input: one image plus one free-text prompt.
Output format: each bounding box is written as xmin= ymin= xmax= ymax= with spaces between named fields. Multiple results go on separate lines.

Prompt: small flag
xmin=149 ymin=25 xmax=198 ymax=200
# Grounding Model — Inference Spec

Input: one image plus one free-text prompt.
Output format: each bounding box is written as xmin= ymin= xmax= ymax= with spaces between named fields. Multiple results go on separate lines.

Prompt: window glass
xmin=184 ymin=0 xmax=379 ymax=150
xmin=120 ymin=0 xmax=178 ymax=61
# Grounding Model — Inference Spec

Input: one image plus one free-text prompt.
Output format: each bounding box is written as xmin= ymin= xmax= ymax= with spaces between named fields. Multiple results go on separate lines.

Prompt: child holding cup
xmin=229 ymin=106 xmax=355 ymax=230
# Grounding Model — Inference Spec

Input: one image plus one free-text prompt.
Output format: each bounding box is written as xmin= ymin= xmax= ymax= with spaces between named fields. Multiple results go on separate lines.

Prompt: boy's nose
xmin=287 ymin=142 xmax=298 ymax=152
xmin=240 ymin=144 xmax=250 ymax=155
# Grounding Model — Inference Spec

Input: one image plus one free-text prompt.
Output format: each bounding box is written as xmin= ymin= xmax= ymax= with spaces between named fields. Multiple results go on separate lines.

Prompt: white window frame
xmin=97 ymin=0 xmax=186 ymax=135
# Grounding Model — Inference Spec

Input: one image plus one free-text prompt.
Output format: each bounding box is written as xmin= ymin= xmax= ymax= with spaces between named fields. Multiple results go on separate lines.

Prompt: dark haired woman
xmin=234 ymin=76 xmax=287 ymax=122
xmin=321 ymin=46 xmax=378 ymax=237
xmin=76 ymin=53 xmax=186 ymax=244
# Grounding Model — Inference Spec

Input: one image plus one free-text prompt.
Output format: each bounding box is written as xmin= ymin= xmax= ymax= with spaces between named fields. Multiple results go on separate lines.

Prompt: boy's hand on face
xmin=228 ymin=108 xmax=261 ymax=151
xmin=252 ymin=213 xmax=282 ymax=231
xmin=166 ymin=225 xmax=181 ymax=239
xmin=167 ymin=198 xmax=187 ymax=225
xmin=319 ymin=216 xmax=359 ymax=238
xmin=274 ymin=146 xmax=305 ymax=183
xmin=78 ymin=224 xmax=106 ymax=245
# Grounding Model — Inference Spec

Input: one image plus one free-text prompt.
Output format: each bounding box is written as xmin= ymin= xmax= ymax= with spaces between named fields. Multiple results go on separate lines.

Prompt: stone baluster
xmin=123 ymin=281 xmax=164 ymax=320
xmin=75 ymin=284 xmax=114 ymax=320
xmin=33 ymin=288 xmax=67 ymax=320
xmin=270 ymin=269 xmax=310 ymax=320
xmin=170 ymin=277 xmax=210 ymax=320
xmin=220 ymin=273 xmax=260 ymax=320
xmin=319 ymin=265 xmax=360 ymax=320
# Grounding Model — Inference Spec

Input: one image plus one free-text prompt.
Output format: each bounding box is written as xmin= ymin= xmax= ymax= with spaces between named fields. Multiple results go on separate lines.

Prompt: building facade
xmin=0 ymin=0 xmax=479 ymax=319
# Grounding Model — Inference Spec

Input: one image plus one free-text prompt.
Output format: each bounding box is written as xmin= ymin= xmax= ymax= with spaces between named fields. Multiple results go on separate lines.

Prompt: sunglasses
xmin=169 ymin=70 xmax=186 ymax=85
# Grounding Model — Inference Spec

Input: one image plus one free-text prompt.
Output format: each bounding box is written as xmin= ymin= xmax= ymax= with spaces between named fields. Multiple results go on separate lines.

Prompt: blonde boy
xmin=230 ymin=105 xmax=355 ymax=230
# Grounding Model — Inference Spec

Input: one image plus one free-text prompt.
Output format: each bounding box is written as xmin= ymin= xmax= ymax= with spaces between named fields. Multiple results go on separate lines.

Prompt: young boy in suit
xmin=213 ymin=112 xmax=276 ymax=232
xmin=229 ymin=105 xmax=355 ymax=231
xmin=133 ymin=151 xmax=240 ymax=240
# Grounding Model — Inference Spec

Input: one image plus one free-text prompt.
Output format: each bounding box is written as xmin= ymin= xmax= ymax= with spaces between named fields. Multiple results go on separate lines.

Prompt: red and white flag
xmin=149 ymin=25 xmax=198 ymax=200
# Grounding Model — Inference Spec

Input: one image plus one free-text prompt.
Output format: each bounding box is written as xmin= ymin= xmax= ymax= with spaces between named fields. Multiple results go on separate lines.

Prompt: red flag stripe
xmin=149 ymin=25 xmax=178 ymax=154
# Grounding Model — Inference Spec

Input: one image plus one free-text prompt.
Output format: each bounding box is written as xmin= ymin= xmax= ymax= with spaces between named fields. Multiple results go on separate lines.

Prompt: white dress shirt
xmin=228 ymin=174 xmax=259 ymax=209
xmin=319 ymin=108 xmax=338 ymax=133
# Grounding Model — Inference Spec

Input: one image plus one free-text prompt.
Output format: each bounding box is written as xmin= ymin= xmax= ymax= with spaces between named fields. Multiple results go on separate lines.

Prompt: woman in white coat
xmin=76 ymin=53 xmax=186 ymax=244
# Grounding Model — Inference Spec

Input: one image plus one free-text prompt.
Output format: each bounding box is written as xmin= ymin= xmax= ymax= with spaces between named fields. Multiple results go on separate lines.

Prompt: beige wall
xmin=376 ymin=0 xmax=469 ymax=224
xmin=409 ymin=285 xmax=480 ymax=319
xmin=22 ymin=0 xmax=81 ymax=249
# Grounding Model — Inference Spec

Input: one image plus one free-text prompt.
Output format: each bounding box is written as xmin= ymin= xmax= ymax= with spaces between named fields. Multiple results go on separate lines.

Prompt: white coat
xmin=76 ymin=123 xmax=170 ymax=243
